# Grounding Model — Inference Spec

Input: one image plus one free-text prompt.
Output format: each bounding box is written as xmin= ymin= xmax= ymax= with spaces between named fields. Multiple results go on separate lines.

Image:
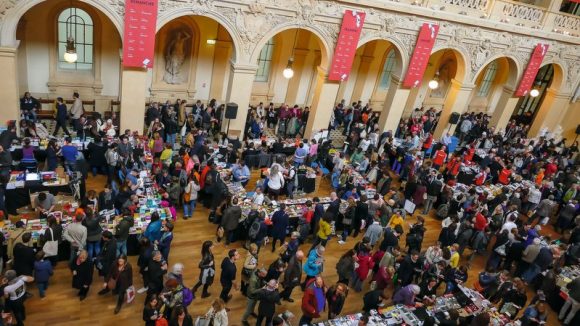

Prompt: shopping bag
xmin=126 ymin=285 xmax=136 ymax=303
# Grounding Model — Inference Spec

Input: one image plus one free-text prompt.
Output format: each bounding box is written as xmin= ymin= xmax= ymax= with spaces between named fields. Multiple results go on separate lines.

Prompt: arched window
xmin=58 ymin=7 xmax=93 ymax=70
xmin=255 ymin=38 xmax=274 ymax=82
xmin=379 ymin=50 xmax=396 ymax=89
xmin=477 ymin=61 xmax=498 ymax=97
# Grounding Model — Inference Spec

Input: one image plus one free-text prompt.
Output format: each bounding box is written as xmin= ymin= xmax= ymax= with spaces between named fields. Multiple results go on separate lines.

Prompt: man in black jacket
xmin=13 ymin=233 xmax=35 ymax=276
xmin=423 ymin=174 xmax=443 ymax=214
xmin=147 ymin=250 xmax=167 ymax=295
xmin=396 ymin=251 xmax=421 ymax=288
xmin=97 ymin=231 xmax=117 ymax=277
xmin=255 ymin=280 xmax=281 ymax=326
xmin=241 ymin=268 xmax=267 ymax=326
xmin=220 ymin=249 xmax=240 ymax=302
xmin=353 ymin=195 xmax=369 ymax=238
xmin=280 ymin=250 xmax=304 ymax=302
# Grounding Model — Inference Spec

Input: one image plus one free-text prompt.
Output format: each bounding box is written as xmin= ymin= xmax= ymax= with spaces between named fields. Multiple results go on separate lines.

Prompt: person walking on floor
xmin=192 ymin=240 xmax=215 ymax=299
xmin=220 ymin=249 xmax=240 ymax=303
xmin=241 ymin=268 xmax=268 ymax=326
xmin=271 ymin=203 xmax=290 ymax=253
xmin=280 ymin=250 xmax=304 ymax=303
xmin=299 ymin=275 xmax=327 ymax=326
xmin=71 ymin=249 xmax=93 ymax=301
xmin=255 ymin=279 xmax=281 ymax=326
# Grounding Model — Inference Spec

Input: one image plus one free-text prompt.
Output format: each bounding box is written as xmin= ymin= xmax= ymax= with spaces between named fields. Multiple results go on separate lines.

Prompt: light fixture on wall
xmin=206 ymin=39 xmax=216 ymax=45
xmin=64 ymin=2 xmax=78 ymax=63
xmin=283 ymin=30 xmax=299 ymax=79
xmin=529 ymin=81 xmax=541 ymax=97
xmin=428 ymin=71 xmax=439 ymax=90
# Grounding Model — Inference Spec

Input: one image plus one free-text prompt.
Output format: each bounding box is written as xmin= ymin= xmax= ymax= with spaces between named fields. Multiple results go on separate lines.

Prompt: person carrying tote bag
xmin=42 ymin=227 xmax=58 ymax=258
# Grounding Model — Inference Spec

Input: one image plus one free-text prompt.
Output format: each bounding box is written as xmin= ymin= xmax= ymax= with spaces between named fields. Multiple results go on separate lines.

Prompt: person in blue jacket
xmin=144 ymin=212 xmax=162 ymax=243
xmin=157 ymin=222 xmax=174 ymax=261
xmin=302 ymin=245 xmax=325 ymax=290
xmin=271 ymin=204 xmax=289 ymax=253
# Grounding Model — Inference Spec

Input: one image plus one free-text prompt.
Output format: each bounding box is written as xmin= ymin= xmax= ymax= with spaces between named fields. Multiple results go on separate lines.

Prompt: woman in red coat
xmin=300 ymin=276 xmax=326 ymax=326
xmin=353 ymin=251 xmax=374 ymax=292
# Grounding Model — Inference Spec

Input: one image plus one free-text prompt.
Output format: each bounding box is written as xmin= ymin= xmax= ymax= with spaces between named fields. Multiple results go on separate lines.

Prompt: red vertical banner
xmin=328 ymin=10 xmax=366 ymax=81
xmin=123 ymin=0 xmax=159 ymax=68
xmin=403 ymin=23 xmax=439 ymax=88
xmin=515 ymin=43 xmax=549 ymax=97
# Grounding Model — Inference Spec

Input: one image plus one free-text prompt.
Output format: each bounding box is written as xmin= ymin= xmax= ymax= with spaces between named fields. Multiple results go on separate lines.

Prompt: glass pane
xmin=85 ymin=25 xmax=93 ymax=44
xmin=57 ymin=42 xmax=66 ymax=62
xmin=77 ymin=63 xmax=92 ymax=70
xmin=75 ymin=24 xmax=84 ymax=44
xmin=85 ymin=45 xmax=93 ymax=63
xmin=58 ymin=22 xmax=67 ymax=42
xmin=76 ymin=45 xmax=84 ymax=63
xmin=77 ymin=9 xmax=92 ymax=25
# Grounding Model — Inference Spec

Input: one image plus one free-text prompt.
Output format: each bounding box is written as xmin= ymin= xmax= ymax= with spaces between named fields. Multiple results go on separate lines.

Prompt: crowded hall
xmin=0 ymin=0 xmax=579 ymax=325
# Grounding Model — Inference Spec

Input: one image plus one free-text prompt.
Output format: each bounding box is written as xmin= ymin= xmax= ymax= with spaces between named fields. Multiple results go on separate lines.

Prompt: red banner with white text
xmin=515 ymin=43 xmax=549 ymax=97
xmin=328 ymin=10 xmax=366 ymax=81
xmin=122 ymin=0 xmax=159 ymax=68
xmin=403 ymin=23 xmax=439 ymax=88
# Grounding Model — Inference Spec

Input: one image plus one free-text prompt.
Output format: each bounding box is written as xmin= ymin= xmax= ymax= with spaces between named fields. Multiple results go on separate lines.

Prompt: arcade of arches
xmin=0 ymin=0 xmax=578 ymax=142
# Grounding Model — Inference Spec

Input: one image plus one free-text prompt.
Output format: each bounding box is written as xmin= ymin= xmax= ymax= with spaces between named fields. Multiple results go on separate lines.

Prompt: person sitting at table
xmin=272 ymin=137 xmax=285 ymax=154
xmin=0 ymin=144 xmax=13 ymax=174
xmin=100 ymin=119 xmax=117 ymax=137
xmin=35 ymin=192 xmax=56 ymax=219
xmin=232 ymin=160 xmax=250 ymax=187
xmin=350 ymin=148 xmax=364 ymax=167
xmin=20 ymin=138 xmax=36 ymax=168
xmin=224 ymin=144 xmax=238 ymax=167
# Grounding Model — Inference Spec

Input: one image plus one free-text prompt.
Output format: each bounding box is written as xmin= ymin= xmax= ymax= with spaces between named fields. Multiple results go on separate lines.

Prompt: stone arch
xmin=470 ymin=54 xmax=521 ymax=88
xmin=0 ymin=0 xmax=123 ymax=47
xmin=251 ymin=23 xmax=332 ymax=70
xmin=539 ymin=61 xmax=566 ymax=91
xmin=431 ymin=45 xmax=469 ymax=82
xmin=356 ymin=35 xmax=408 ymax=78
xmin=156 ymin=8 xmax=241 ymax=62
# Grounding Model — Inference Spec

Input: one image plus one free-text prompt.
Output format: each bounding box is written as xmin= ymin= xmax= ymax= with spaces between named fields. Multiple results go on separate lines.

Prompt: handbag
xmin=107 ymin=277 xmax=117 ymax=290
xmin=195 ymin=316 xmax=210 ymax=326
xmin=494 ymin=242 xmax=507 ymax=256
xmin=42 ymin=228 xmax=59 ymax=257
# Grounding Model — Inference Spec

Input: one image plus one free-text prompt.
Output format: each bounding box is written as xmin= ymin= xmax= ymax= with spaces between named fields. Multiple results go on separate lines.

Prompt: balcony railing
xmin=388 ymin=0 xmax=579 ymax=37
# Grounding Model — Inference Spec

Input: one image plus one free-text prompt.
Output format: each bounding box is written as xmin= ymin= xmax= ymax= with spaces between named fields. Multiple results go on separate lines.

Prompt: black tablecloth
xmin=5 ymin=179 xmax=86 ymax=215
xmin=457 ymin=171 xmax=476 ymax=185
xmin=298 ymin=174 xmax=315 ymax=193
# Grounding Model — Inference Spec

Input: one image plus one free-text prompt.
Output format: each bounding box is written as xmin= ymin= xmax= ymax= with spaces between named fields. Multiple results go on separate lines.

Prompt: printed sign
xmin=403 ymin=23 xmax=439 ymax=88
xmin=515 ymin=43 xmax=549 ymax=97
xmin=122 ymin=0 xmax=159 ymax=68
xmin=328 ymin=10 xmax=366 ymax=81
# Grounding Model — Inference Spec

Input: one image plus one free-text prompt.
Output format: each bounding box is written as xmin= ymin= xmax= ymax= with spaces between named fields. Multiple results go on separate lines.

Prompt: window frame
xmin=255 ymin=38 xmax=275 ymax=82
xmin=378 ymin=50 xmax=396 ymax=89
xmin=476 ymin=61 xmax=498 ymax=97
xmin=57 ymin=7 xmax=94 ymax=70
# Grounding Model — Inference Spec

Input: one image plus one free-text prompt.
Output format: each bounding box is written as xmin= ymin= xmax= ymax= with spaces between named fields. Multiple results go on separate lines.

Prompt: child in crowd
xmin=34 ymin=251 xmax=53 ymax=299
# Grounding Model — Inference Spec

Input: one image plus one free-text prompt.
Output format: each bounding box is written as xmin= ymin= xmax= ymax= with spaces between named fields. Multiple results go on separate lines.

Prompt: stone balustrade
xmin=393 ymin=0 xmax=578 ymax=37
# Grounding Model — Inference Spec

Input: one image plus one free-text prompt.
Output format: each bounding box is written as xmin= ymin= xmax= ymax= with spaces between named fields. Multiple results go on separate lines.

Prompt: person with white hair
xmin=254 ymin=279 xmax=281 ymax=326
xmin=392 ymin=284 xmax=422 ymax=307
xmin=167 ymin=262 xmax=184 ymax=284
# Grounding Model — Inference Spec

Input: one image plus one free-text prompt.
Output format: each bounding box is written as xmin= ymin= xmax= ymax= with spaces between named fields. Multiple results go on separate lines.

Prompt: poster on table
xmin=402 ymin=23 xmax=439 ymax=88
xmin=514 ymin=43 xmax=550 ymax=97
xmin=328 ymin=10 xmax=366 ymax=81
xmin=122 ymin=0 xmax=159 ymax=68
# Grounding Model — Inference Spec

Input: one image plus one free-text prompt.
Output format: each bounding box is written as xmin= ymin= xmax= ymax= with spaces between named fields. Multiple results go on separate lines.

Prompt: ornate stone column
xmin=489 ymin=86 xmax=519 ymax=132
xmin=529 ymin=88 xmax=572 ymax=137
xmin=0 ymin=47 xmax=21 ymax=130
xmin=433 ymin=80 xmax=476 ymax=138
xmin=303 ymin=67 xmax=340 ymax=139
xmin=224 ymin=62 xmax=258 ymax=138
xmin=209 ymin=40 xmax=233 ymax=102
xmin=350 ymin=54 xmax=375 ymax=103
xmin=377 ymin=75 xmax=411 ymax=133
xmin=120 ymin=68 xmax=148 ymax=133
xmin=284 ymin=48 xmax=309 ymax=105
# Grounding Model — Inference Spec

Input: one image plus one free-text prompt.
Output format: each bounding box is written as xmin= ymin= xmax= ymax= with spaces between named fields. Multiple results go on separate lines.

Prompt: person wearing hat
xmin=254 ymin=279 xmax=281 ymax=326
xmin=3 ymin=270 xmax=34 ymax=325
xmin=241 ymin=268 xmax=268 ymax=326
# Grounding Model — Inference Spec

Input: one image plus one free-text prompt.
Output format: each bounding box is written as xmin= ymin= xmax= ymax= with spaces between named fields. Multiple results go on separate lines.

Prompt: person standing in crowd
xmin=271 ymin=203 xmax=289 ymax=252
xmin=71 ymin=250 xmax=93 ymax=301
xmin=221 ymin=197 xmax=241 ymax=245
xmin=300 ymin=275 xmax=326 ymax=326
xmin=115 ymin=212 xmax=134 ymax=257
xmin=63 ymin=214 xmax=87 ymax=269
xmin=559 ymin=276 xmax=580 ymax=326
xmin=13 ymin=232 xmax=35 ymax=277
xmin=255 ymin=279 xmax=281 ymax=326
xmin=33 ymin=251 xmax=53 ymax=299
xmin=204 ymin=298 xmax=229 ymax=326
xmin=280 ymin=250 xmax=304 ymax=302
xmin=241 ymin=267 xmax=267 ymax=326
xmin=219 ymin=249 xmax=240 ymax=303
xmin=70 ymin=92 xmax=84 ymax=131
xmin=326 ymin=282 xmax=348 ymax=319
xmin=303 ymin=245 xmax=325 ymax=290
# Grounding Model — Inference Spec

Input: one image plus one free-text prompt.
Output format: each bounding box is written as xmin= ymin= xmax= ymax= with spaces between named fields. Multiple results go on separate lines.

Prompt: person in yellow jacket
xmin=387 ymin=210 xmax=404 ymax=231
xmin=312 ymin=215 xmax=332 ymax=250
xmin=448 ymin=243 xmax=460 ymax=268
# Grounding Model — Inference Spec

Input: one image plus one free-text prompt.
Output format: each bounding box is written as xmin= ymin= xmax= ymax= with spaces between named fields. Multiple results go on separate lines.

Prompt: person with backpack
xmin=221 ymin=197 xmax=241 ymax=245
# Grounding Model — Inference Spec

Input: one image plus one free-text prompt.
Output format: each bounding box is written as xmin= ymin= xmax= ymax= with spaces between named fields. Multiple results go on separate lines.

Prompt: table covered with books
xmin=4 ymin=170 xmax=86 ymax=215
xmin=545 ymin=265 xmax=580 ymax=324
xmin=323 ymin=286 xmax=515 ymax=326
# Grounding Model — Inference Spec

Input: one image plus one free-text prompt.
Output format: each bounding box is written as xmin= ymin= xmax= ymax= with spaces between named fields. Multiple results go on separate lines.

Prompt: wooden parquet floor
xmin=22 ymin=171 xmax=563 ymax=326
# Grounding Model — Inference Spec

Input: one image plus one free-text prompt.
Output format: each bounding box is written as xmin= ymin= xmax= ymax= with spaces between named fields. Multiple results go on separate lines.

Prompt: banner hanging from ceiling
xmin=328 ymin=10 xmax=366 ymax=82
xmin=122 ymin=0 xmax=159 ymax=68
xmin=403 ymin=23 xmax=439 ymax=88
xmin=515 ymin=43 xmax=550 ymax=97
